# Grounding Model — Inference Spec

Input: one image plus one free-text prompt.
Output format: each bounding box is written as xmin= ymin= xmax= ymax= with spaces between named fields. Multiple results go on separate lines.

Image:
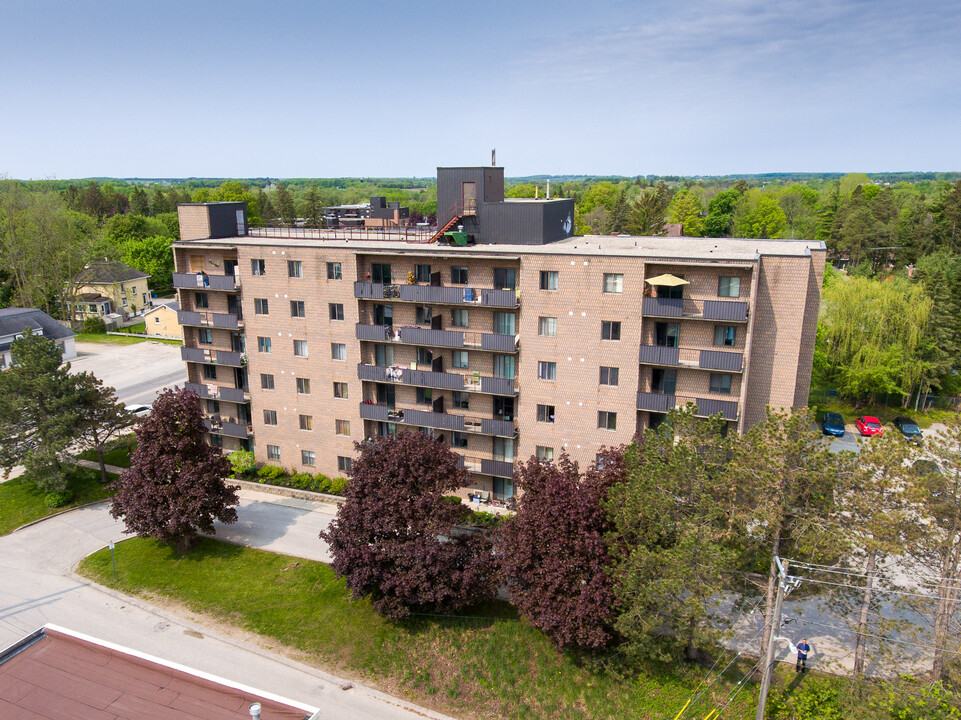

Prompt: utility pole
xmin=755 ymin=557 xmax=789 ymax=720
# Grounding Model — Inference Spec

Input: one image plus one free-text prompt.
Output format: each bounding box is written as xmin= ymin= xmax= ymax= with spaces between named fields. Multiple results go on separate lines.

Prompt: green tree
xmin=778 ymin=184 xmax=819 ymax=239
xmin=606 ymin=188 xmax=630 ymax=234
xmin=578 ymin=182 xmax=621 ymax=215
xmin=257 ymin=187 xmax=276 ymax=223
xmin=932 ymin=180 xmax=961 ymax=253
xmin=74 ymin=372 xmax=132 ymax=484
xmin=0 ymin=333 xmax=84 ymax=492
xmin=120 ymin=236 xmax=174 ymax=293
xmin=150 ymin=187 xmax=169 ymax=215
xmin=275 ymin=182 xmax=296 ymax=225
xmin=607 ymin=408 xmax=740 ymax=661
xmin=129 ymin=186 xmax=150 ymax=216
xmin=627 ymin=181 xmax=671 ymax=236
xmin=733 ymin=191 xmax=788 ymax=239
xmin=302 ymin=184 xmax=322 ymax=228
xmin=666 ymin=190 xmax=704 ymax=236
xmin=703 ymin=188 xmax=740 ymax=236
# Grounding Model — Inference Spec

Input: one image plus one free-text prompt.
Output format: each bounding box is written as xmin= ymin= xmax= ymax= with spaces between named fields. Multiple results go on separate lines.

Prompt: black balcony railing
xmin=203 ymin=418 xmax=252 ymax=438
xmin=636 ymin=392 xmax=739 ymax=420
xmin=173 ymin=273 xmax=239 ymax=291
xmin=358 ymin=402 xmax=517 ymax=437
xmin=356 ymin=363 xmax=516 ymax=395
xmin=180 ymin=346 xmax=245 ymax=366
xmin=177 ymin=310 xmax=240 ymax=330
xmin=355 ymin=324 xmax=518 ymax=353
xmin=641 ymin=297 xmax=748 ymax=322
xmin=354 ymin=282 xmax=517 ymax=308
xmin=637 ymin=345 xmax=744 ymax=372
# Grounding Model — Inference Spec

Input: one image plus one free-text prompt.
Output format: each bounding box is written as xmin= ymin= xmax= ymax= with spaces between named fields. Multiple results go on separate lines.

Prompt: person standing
xmin=796 ymin=638 xmax=811 ymax=673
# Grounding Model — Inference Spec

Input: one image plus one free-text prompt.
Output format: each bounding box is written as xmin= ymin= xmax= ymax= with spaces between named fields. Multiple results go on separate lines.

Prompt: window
xmin=493 ymin=437 xmax=514 ymax=462
xmin=293 ymin=340 xmax=308 ymax=357
xmin=494 ymin=268 xmax=516 ymax=290
xmin=331 ymin=343 xmax=346 ymax=360
xmin=263 ymin=409 xmax=277 ymax=425
xmin=336 ymin=419 xmax=351 ymax=436
xmin=194 ymin=292 xmax=209 ymax=309
xmin=415 ymin=264 xmax=431 ymax=282
xmin=299 ymin=414 xmax=313 ymax=431
xmin=655 ymin=322 xmax=680 ymax=348
xmin=493 ymin=312 xmax=516 ymax=335
xmin=287 ymin=260 xmax=303 ymax=278
xmin=122 ymin=297 xmax=128 ymax=307
xmin=257 ymin=336 xmax=271 ymax=353
xmin=205 ymin=399 xmax=220 ymax=414
xmin=296 ymin=377 xmax=311 ymax=394
xmin=536 ymin=446 xmax=554 ymax=461
xmin=538 ymin=317 xmax=557 ymax=337
xmin=601 ymin=321 xmax=622 ymax=341
xmin=198 ymin=328 xmax=213 ymax=344
xmin=451 ymin=431 xmax=468 ymax=448
xmin=371 ymin=263 xmax=391 ymax=283
xmin=202 ymin=364 xmax=217 ymax=380
xmin=537 ymin=404 xmax=555 ymax=423
xmin=600 ymin=366 xmax=619 ymax=386
xmin=714 ymin=325 xmax=737 ymax=347
xmin=451 ymin=266 xmax=468 ymax=284
xmin=493 ymin=354 xmax=515 ymax=379
xmin=288 ymin=300 xmax=305 ymax=318
xmin=416 ymin=306 xmax=432 ymax=324
xmin=333 ymin=382 xmax=348 ymax=398
xmin=598 ymin=411 xmax=617 ymax=430
xmin=416 ymin=347 xmax=433 ymax=365
xmin=209 ymin=434 xmax=223 ymax=448
xmin=328 ymin=302 xmax=344 ymax=321
xmin=260 ymin=373 xmax=275 ymax=390
xmin=416 ymin=387 xmax=433 ymax=405
xmin=153 ymin=316 xmax=159 ymax=324
xmin=652 ymin=368 xmax=677 ymax=394
xmin=539 ymin=270 xmax=558 ymax=290
xmin=337 ymin=456 xmax=352 ymax=472
xmin=267 ymin=445 xmax=280 ymax=461
xmin=327 ymin=262 xmax=342 ymax=280
xmin=452 ymin=350 xmax=469 ymax=369
xmin=251 ymin=259 xmax=266 ymax=276
xmin=603 ymin=273 xmax=623 ymax=293
xmin=374 ymin=344 xmax=394 ymax=366
xmin=451 ymin=391 xmax=469 ymax=409
xmin=538 ymin=361 xmax=556 ymax=381
xmin=493 ymin=476 xmax=514 ymax=501
xmin=710 ymin=373 xmax=733 ymax=394
xmin=301 ymin=450 xmax=316 ymax=467
xmin=451 ymin=308 xmax=469 ymax=327
xmin=718 ymin=276 xmax=741 ymax=298
xmin=254 ymin=298 xmax=269 ymax=315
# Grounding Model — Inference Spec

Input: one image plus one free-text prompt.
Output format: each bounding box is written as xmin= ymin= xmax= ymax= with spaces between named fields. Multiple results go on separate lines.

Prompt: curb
xmin=12 ymin=498 xmax=112 ymax=533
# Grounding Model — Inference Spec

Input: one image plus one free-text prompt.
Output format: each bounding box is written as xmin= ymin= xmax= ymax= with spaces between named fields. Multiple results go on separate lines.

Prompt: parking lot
xmin=69 ymin=341 xmax=187 ymax=407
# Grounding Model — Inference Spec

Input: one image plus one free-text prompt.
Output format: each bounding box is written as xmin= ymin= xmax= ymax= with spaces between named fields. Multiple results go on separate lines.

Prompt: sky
xmin=2 ymin=0 xmax=959 ymax=179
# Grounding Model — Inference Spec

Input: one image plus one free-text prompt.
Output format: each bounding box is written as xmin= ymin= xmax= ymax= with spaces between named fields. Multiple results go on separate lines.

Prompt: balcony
xmin=181 ymin=346 xmax=245 ymax=366
xmin=641 ymin=297 xmax=748 ymax=323
xmin=636 ymin=392 xmax=739 ymax=421
xmin=218 ymin=386 xmax=249 ymax=403
xmin=455 ymin=455 xmax=515 ymax=477
xmin=638 ymin=345 xmax=744 ymax=372
xmin=184 ymin=382 xmax=210 ymax=398
xmin=359 ymin=402 xmax=517 ymax=437
xmin=357 ymin=363 xmax=516 ymax=395
xmin=177 ymin=310 xmax=241 ymax=330
xmin=355 ymin=324 xmax=518 ymax=353
xmin=354 ymin=282 xmax=517 ymax=308
xmin=203 ymin=418 xmax=253 ymax=439
xmin=173 ymin=273 xmax=239 ymax=291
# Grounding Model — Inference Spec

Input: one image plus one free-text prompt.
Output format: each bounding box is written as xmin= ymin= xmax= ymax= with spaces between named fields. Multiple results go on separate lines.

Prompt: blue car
xmin=822 ymin=412 xmax=845 ymax=437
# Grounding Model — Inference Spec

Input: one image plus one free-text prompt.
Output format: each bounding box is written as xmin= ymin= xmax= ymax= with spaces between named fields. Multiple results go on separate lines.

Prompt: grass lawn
xmin=74 ymin=332 xmax=181 ymax=347
xmin=0 ymin=466 xmax=116 ymax=536
xmin=77 ymin=435 xmax=136 ymax=469
xmin=79 ymin=538 xmax=759 ymax=720
xmin=810 ymin=397 xmax=955 ymax=430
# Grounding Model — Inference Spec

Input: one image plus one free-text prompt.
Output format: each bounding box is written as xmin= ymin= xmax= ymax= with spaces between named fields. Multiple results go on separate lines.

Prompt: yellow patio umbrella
xmin=644 ymin=273 xmax=690 ymax=286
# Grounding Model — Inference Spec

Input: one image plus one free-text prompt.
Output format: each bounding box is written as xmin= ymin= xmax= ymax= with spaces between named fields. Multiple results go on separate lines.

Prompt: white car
xmin=124 ymin=404 xmax=151 ymax=418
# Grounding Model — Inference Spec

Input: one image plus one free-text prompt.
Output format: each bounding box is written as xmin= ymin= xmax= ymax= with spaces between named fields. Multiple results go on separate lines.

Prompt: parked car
xmin=821 ymin=412 xmax=846 ymax=437
xmin=124 ymin=404 xmax=151 ymax=418
xmin=855 ymin=416 xmax=884 ymax=436
xmin=893 ymin=416 xmax=923 ymax=443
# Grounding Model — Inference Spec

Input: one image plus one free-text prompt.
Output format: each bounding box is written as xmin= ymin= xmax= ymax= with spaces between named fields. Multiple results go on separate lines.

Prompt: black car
xmin=893 ymin=416 xmax=923 ymax=443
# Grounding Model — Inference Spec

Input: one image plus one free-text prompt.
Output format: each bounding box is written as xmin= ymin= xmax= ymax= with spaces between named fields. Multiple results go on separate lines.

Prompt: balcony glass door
xmin=655 ymin=322 xmax=680 ymax=347
xmin=652 ymin=368 xmax=677 ymax=394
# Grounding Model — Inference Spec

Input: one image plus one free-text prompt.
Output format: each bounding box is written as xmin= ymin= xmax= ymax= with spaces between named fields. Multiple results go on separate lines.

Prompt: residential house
xmin=71 ymin=261 xmax=150 ymax=321
xmin=0 ymin=307 xmax=76 ymax=369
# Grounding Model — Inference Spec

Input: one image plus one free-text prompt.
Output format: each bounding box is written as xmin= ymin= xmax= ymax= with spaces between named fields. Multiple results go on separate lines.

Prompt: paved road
xmin=69 ymin=341 xmax=187 ymax=406
xmin=0 ymin=491 xmax=453 ymax=720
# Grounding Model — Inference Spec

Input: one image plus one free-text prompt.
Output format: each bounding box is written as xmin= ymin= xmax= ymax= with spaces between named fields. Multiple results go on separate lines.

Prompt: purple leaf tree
xmin=321 ymin=430 xmax=496 ymax=619
xmin=110 ymin=387 xmax=238 ymax=554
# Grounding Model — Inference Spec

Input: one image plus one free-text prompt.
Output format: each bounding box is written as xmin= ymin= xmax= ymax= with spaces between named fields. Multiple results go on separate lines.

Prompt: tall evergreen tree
xmin=129 ymin=186 xmax=150 ymax=216
xmin=303 ymin=184 xmax=322 ymax=228
xmin=275 ymin=182 xmax=296 ymax=225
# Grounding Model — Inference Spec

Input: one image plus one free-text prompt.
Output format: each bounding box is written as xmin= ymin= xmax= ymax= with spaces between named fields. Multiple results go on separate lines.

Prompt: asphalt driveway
xmin=69 ymin=341 xmax=187 ymax=406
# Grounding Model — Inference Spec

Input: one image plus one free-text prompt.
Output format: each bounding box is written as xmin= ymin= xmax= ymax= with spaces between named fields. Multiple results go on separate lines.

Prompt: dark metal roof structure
xmin=0 ymin=308 xmax=75 ymax=341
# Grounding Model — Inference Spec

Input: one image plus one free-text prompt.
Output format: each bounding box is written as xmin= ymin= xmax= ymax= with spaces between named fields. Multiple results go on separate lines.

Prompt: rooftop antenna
xmin=492 ymin=148 xmax=496 ymax=167
xmin=547 ymin=180 xmax=551 ymax=199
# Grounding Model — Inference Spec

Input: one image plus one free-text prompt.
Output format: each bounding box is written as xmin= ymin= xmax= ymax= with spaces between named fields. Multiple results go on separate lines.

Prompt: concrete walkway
xmin=0 ymin=495 xmax=454 ymax=720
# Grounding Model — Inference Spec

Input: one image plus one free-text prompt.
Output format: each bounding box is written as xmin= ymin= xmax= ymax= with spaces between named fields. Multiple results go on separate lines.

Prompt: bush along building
xmin=172 ymin=167 xmax=825 ymax=502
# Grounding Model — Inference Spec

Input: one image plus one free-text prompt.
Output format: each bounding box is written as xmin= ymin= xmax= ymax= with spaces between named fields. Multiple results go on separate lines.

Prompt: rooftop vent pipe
xmin=249 ymin=703 xmax=262 ymax=719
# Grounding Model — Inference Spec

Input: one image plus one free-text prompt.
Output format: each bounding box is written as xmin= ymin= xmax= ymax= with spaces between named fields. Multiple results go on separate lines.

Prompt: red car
xmin=855 ymin=416 xmax=884 ymax=436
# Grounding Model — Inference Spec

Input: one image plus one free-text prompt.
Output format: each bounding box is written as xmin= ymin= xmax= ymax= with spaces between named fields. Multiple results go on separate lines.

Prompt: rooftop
xmin=175 ymin=230 xmax=824 ymax=262
xmin=74 ymin=261 xmax=150 ymax=285
xmin=0 ymin=625 xmax=316 ymax=720
xmin=0 ymin=308 xmax=75 ymax=341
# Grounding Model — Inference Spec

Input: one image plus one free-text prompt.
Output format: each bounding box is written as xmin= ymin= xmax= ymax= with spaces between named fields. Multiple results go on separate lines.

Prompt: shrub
xmin=44 ymin=491 xmax=73 ymax=508
xmin=467 ymin=510 xmax=503 ymax=527
xmin=257 ymin=464 xmax=285 ymax=481
xmin=289 ymin=473 xmax=313 ymax=490
xmin=314 ymin=474 xmax=332 ymax=493
xmin=82 ymin=316 xmax=106 ymax=334
xmin=442 ymin=495 xmax=463 ymax=505
xmin=227 ymin=450 xmax=256 ymax=478
xmin=328 ymin=476 xmax=348 ymax=495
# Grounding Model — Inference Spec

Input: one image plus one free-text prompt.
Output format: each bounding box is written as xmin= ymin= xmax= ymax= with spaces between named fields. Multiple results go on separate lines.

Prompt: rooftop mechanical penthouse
xmin=172 ymin=166 xmax=825 ymax=501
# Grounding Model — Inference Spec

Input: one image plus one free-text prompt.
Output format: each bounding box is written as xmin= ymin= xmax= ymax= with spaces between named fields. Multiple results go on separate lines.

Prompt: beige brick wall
xmin=177 ymin=206 xmax=211 ymax=242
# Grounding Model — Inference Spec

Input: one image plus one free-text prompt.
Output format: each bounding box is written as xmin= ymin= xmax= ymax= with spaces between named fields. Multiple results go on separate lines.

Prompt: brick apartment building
xmin=172 ymin=167 xmax=825 ymax=501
